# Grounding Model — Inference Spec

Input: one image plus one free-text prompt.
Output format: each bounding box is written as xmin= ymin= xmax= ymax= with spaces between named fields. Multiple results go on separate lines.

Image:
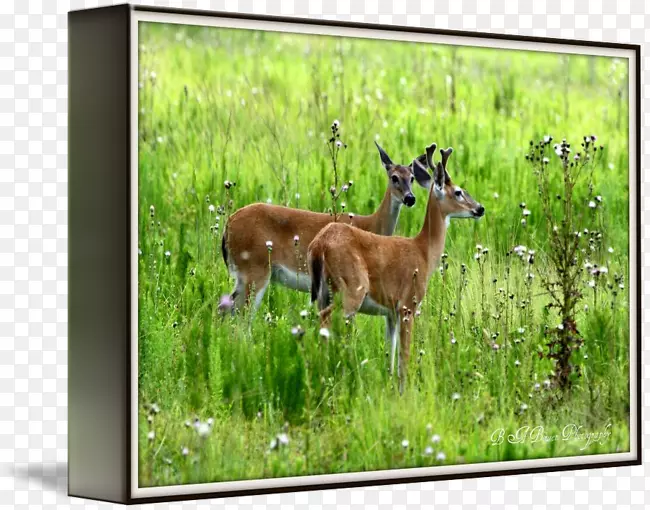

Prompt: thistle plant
xmin=524 ymin=134 xmax=604 ymax=389
xmin=325 ymin=119 xmax=348 ymax=220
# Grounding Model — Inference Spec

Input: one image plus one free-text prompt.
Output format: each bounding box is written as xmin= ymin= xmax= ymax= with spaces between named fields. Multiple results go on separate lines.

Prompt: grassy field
xmin=136 ymin=22 xmax=631 ymax=487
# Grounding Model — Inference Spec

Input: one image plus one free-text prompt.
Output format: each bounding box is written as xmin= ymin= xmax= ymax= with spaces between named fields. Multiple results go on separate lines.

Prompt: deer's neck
xmin=415 ymin=188 xmax=447 ymax=276
xmin=366 ymin=188 xmax=402 ymax=236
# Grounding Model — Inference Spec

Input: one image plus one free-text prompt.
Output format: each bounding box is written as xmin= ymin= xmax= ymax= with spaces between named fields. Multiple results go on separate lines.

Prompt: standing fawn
xmin=219 ymin=142 xmax=431 ymax=313
xmin=308 ymin=142 xmax=485 ymax=389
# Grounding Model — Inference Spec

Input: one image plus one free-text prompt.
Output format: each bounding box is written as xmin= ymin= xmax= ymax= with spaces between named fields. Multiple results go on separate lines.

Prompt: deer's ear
xmin=411 ymin=157 xmax=432 ymax=189
xmin=375 ymin=141 xmax=393 ymax=171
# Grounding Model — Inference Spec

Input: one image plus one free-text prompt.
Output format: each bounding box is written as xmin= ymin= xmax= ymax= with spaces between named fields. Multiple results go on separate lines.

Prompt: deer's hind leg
xmin=318 ymin=274 xmax=369 ymax=330
xmin=245 ymin=267 xmax=272 ymax=314
xmin=341 ymin=270 xmax=371 ymax=320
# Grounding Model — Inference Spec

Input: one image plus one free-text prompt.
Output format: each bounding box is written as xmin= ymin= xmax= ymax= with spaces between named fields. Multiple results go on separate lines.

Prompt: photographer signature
xmin=490 ymin=423 xmax=612 ymax=450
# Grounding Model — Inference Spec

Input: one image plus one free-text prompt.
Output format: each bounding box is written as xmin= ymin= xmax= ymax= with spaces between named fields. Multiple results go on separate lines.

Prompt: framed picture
xmin=68 ymin=4 xmax=641 ymax=504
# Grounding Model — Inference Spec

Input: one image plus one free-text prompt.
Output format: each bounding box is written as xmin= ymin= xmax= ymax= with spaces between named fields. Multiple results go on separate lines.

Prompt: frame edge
xmin=68 ymin=3 xmax=132 ymax=504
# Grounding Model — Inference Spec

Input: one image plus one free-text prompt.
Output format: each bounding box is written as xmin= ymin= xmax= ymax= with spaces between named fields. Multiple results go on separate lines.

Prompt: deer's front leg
xmin=385 ymin=314 xmax=399 ymax=375
xmin=398 ymin=306 xmax=414 ymax=393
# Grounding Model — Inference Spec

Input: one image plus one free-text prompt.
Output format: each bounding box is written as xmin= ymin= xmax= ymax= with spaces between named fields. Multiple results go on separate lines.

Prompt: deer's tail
xmin=310 ymin=253 xmax=323 ymax=304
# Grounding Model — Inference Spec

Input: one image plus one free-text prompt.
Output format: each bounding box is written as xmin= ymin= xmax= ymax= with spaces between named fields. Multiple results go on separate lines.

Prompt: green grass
xmin=137 ymin=22 xmax=631 ymax=487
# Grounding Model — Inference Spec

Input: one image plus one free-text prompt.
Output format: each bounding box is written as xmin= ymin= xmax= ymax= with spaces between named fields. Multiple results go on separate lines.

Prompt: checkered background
xmin=0 ymin=0 xmax=647 ymax=508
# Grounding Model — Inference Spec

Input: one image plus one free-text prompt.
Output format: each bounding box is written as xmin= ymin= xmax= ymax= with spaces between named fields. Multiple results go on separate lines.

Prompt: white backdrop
xmin=0 ymin=1 xmax=647 ymax=508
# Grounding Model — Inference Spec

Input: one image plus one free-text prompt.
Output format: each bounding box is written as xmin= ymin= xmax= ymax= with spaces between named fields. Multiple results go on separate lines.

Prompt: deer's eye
xmin=410 ymin=176 xmax=415 ymax=183
xmin=391 ymin=175 xmax=399 ymax=184
xmin=455 ymin=190 xmax=463 ymax=197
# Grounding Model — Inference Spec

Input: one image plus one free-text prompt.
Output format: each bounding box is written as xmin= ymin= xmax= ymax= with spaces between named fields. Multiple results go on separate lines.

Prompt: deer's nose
xmin=475 ymin=205 xmax=485 ymax=217
xmin=403 ymin=194 xmax=416 ymax=207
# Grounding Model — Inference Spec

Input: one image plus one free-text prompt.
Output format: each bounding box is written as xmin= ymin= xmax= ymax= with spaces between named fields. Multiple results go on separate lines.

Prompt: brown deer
xmin=308 ymin=142 xmax=484 ymax=389
xmin=219 ymin=143 xmax=432 ymax=312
